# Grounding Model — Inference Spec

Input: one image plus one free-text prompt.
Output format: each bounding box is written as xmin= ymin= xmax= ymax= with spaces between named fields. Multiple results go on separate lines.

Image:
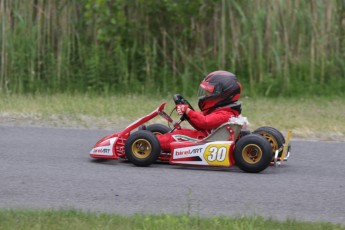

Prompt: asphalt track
xmin=1 ymin=125 xmax=344 ymax=225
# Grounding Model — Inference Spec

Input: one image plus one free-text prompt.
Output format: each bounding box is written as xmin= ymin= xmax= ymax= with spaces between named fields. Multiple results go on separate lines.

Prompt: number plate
xmin=170 ymin=141 xmax=233 ymax=167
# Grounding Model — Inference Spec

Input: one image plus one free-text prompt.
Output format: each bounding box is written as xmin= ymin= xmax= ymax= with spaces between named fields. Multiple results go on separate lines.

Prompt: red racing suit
xmin=156 ymin=106 xmax=240 ymax=152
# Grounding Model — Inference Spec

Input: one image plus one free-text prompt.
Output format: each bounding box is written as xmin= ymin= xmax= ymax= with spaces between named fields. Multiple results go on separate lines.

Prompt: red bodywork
xmin=90 ymin=101 xmax=291 ymax=172
xmin=90 ymin=103 xmax=168 ymax=159
xmin=89 ymin=102 xmax=238 ymax=167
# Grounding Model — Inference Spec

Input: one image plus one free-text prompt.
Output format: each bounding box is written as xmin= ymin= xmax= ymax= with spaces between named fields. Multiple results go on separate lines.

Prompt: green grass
xmin=0 ymin=209 xmax=344 ymax=230
xmin=0 ymin=93 xmax=344 ymax=141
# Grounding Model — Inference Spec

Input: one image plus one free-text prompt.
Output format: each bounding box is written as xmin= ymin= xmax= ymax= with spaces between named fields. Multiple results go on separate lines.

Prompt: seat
xmin=202 ymin=123 xmax=241 ymax=142
xmin=202 ymin=115 xmax=248 ymax=142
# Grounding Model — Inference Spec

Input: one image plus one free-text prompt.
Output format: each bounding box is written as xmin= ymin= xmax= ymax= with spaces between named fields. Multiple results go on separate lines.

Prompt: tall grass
xmin=0 ymin=0 xmax=79 ymax=93
xmin=0 ymin=0 xmax=344 ymax=96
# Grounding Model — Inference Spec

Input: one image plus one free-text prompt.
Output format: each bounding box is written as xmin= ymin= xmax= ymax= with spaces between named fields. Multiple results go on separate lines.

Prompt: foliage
xmin=0 ymin=0 xmax=344 ymax=97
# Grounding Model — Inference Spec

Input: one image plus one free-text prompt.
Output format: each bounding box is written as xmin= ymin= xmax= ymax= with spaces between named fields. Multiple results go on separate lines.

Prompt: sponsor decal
xmin=90 ymin=146 xmax=113 ymax=156
xmin=175 ymin=147 xmax=203 ymax=156
xmin=172 ymin=141 xmax=232 ymax=166
xmin=90 ymin=137 xmax=117 ymax=156
xmin=172 ymin=135 xmax=198 ymax=142
xmin=92 ymin=148 xmax=111 ymax=154
xmin=173 ymin=146 xmax=204 ymax=159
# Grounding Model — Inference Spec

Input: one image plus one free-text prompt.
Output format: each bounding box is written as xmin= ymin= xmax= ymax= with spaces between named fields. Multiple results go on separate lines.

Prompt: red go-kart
xmin=90 ymin=94 xmax=292 ymax=173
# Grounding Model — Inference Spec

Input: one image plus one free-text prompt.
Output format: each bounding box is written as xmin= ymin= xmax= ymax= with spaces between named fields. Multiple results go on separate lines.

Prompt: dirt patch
xmin=0 ymin=112 xmax=128 ymax=130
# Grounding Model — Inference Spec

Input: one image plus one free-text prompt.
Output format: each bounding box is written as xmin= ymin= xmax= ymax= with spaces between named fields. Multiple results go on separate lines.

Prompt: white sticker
xmin=90 ymin=137 xmax=117 ymax=156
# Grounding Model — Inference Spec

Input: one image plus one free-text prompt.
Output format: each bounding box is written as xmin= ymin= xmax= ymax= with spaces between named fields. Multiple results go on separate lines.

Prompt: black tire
xmin=253 ymin=126 xmax=285 ymax=157
xmin=146 ymin=124 xmax=171 ymax=135
xmin=235 ymin=129 xmax=251 ymax=144
xmin=238 ymin=130 xmax=251 ymax=139
xmin=234 ymin=134 xmax=272 ymax=173
xmin=125 ymin=130 xmax=161 ymax=167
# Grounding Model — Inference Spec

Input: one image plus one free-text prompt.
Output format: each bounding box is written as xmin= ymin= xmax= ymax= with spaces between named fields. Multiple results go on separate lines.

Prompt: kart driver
xmin=156 ymin=70 xmax=242 ymax=152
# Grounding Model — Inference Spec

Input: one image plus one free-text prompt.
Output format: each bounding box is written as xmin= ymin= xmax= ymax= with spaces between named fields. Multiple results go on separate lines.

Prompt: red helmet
xmin=198 ymin=70 xmax=242 ymax=113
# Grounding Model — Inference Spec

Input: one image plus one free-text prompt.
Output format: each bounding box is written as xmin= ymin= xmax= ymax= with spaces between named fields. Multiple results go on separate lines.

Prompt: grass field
xmin=0 ymin=209 xmax=344 ymax=230
xmin=0 ymin=94 xmax=344 ymax=141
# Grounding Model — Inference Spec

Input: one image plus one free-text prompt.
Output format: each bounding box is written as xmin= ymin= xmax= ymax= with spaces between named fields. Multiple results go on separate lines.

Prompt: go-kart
xmin=90 ymin=94 xmax=292 ymax=173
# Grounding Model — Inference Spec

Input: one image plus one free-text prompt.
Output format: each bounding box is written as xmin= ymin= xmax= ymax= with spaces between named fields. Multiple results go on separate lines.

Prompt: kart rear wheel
xmin=253 ymin=126 xmax=285 ymax=157
xmin=234 ymin=134 xmax=272 ymax=173
xmin=237 ymin=129 xmax=251 ymax=140
xmin=125 ymin=130 xmax=161 ymax=167
xmin=146 ymin=124 xmax=171 ymax=135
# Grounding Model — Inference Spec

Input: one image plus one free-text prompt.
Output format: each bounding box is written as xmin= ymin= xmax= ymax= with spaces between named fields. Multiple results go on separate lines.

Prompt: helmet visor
xmin=198 ymin=81 xmax=215 ymax=99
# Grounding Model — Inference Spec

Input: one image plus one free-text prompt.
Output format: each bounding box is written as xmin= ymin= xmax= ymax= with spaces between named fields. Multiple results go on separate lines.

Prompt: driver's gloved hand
xmin=176 ymin=104 xmax=189 ymax=115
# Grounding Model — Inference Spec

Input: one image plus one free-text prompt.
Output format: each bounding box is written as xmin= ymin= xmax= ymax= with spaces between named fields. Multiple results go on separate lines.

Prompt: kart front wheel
xmin=125 ymin=130 xmax=161 ymax=167
xmin=234 ymin=134 xmax=272 ymax=173
xmin=146 ymin=124 xmax=171 ymax=135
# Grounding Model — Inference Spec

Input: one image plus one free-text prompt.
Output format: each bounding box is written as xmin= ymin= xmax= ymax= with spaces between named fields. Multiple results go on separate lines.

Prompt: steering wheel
xmin=173 ymin=94 xmax=195 ymax=110
xmin=173 ymin=94 xmax=195 ymax=121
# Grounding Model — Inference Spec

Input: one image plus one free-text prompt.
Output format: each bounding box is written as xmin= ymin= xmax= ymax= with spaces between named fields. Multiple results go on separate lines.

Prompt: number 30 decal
xmin=207 ymin=147 xmax=227 ymax=161
xmin=204 ymin=144 xmax=230 ymax=166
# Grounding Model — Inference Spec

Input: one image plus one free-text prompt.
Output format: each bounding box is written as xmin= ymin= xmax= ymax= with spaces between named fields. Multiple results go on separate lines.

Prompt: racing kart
xmin=90 ymin=94 xmax=292 ymax=173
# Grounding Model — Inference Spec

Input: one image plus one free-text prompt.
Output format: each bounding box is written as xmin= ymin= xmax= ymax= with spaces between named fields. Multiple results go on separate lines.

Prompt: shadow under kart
xmin=90 ymin=94 xmax=292 ymax=173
